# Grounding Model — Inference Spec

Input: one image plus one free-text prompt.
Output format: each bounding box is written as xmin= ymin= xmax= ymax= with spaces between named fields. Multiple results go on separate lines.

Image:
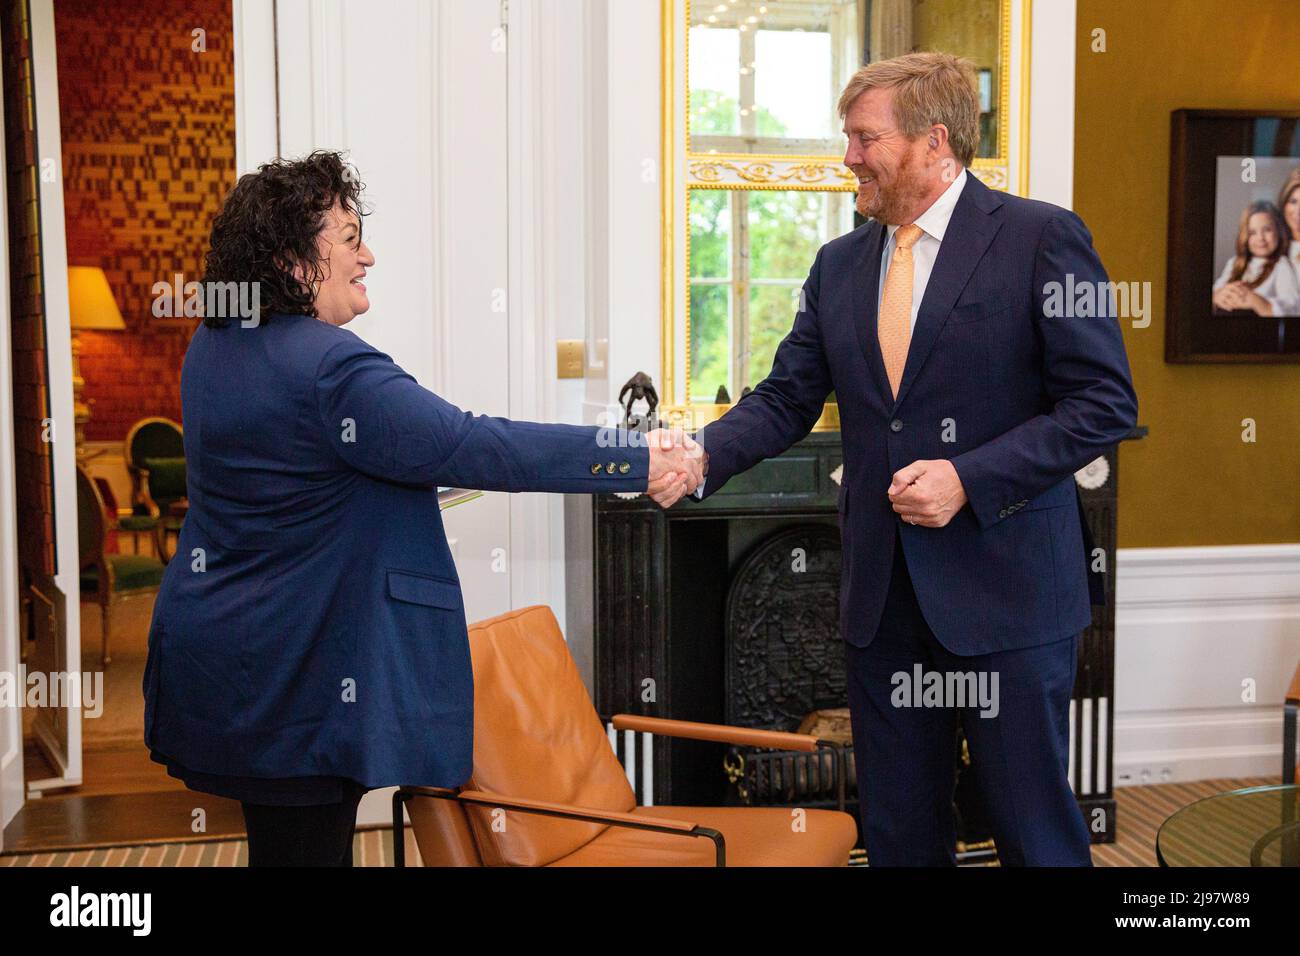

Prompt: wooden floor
xmin=24 ymin=740 xmax=189 ymax=798
xmin=10 ymin=581 xmax=251 ymax=855
xmin=6 ymin=744 xmax=248 ymax=855
xmin=1 ymin=823 xmax=418 ymax=867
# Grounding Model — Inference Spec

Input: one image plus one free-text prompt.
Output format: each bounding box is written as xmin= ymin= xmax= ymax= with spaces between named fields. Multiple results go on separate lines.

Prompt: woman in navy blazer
xmin=143 ymin=151 xmax=703 ymax=866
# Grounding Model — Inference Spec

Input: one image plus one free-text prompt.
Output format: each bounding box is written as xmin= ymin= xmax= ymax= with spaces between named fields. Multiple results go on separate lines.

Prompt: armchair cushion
xmin=117 ymin=514 xmax=159 ymax=532
xmin=142 ymin=456 xmax=187 ymax=503
xmin=81 ymin=554 xmax=166 ymax=593
xmin=548 ymin=805 xmax=857 ymax=867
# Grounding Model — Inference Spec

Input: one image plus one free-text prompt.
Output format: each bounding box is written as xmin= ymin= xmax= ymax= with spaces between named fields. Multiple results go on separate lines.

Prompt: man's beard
xmin=856 ymin=148 xmax=930 ymax=224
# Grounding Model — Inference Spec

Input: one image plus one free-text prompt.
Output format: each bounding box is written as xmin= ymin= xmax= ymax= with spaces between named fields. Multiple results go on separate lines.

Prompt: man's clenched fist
xmin=887 ymin=459 xmax=967 ymax=528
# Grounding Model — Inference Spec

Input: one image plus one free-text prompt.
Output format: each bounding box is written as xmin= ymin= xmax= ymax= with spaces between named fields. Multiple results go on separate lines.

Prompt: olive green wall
xmin=1074 ymin=0 xmax=1300 ymax=547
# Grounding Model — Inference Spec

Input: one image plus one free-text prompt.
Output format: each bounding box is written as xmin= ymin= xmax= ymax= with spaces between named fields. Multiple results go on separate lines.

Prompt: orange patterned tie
xmin=878 ymin=223 xmax=924 ymax=399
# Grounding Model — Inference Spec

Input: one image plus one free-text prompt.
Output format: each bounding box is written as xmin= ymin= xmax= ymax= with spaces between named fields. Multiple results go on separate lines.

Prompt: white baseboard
xmin=1113 ymin=544 xmax=1300 ymax=786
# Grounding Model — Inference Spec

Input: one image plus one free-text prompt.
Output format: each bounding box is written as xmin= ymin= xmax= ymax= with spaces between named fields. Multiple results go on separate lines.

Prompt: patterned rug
xmin=1090 ymin=775 xmax=1275 ymax=867
xmin=1 ymin=826 xmax=424 ymax=867
xmin=3 ymin=775 xmax=1277 ymax=867
xmin=78 ymin=599 xmax=152 ymax=749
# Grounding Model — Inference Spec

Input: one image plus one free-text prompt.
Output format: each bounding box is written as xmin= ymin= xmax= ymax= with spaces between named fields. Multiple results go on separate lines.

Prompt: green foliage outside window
xmin=688 ymin=89 xmax=848 ymax=404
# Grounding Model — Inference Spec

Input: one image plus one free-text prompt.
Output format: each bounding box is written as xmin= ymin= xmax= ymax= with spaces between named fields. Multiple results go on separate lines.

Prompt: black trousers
xmin=240 ymin=784 xmax=367 ymax=867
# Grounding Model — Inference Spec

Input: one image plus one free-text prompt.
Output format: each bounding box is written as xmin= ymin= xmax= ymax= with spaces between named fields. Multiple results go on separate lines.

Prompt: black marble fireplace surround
xmin=564 ymin=429 xmax=1141 ymax=847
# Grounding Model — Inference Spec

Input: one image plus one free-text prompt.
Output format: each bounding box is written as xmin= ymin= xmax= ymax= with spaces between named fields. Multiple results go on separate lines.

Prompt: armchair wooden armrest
xmin=127 ymin=463 xmax=147 ymax=511
xmin=610 ymin=713 xmax=820 ymax=753
xmin=394 ymin=785 xmax=726 ymax=866
xmin=608 ymin=714 xmax=849 ymax=813
xmin=132 ymin=464 xmax=162 ymax=518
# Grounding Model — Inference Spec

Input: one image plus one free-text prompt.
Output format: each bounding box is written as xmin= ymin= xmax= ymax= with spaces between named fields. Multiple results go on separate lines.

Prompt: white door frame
xmin=232 ymin=0 xmax=280 ymax=172
xmin=20 ymin=0 xmax=82 ymax=796
xmin=0 ymin=24 xmax=20 ymax=842
xmin=505 ymin=0 xmax=563 ymax=616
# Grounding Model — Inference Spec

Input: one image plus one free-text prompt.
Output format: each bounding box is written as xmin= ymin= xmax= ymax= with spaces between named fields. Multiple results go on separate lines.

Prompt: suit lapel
xmin=851 ymin=221 xmax=893 ymax=405
xmin=893 ymin=174 xmax=1003 ymax=407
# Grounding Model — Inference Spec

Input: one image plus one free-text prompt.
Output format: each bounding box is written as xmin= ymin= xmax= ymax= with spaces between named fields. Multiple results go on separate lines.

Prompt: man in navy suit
xmin=691 ymin=53 xmax=1137 ymax=865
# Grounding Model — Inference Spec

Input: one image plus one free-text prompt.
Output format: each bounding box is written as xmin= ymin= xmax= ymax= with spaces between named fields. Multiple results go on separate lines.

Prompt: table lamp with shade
xmin=67 ymin=266 xmax=125 ymax=454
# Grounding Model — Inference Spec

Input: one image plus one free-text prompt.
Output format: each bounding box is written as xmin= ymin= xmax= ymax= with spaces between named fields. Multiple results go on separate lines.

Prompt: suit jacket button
xmin=606 ymin=461 xmax=616 ymax=474
xmin=618 ymin=461 xmax=631 ymax=474
xmin=889 ymin=419 xmax=903 ymax=433
xmin=590 ymin=463 xmax=602 ymax=475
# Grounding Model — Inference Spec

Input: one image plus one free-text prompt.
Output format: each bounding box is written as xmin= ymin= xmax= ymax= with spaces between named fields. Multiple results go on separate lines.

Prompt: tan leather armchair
xmin=395 ymin=605 xmax=858 ymax=866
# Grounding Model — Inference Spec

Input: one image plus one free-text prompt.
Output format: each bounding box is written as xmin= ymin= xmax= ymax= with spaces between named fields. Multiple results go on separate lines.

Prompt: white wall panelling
xmin=582 ymin=0 xmax=662 ymax=422
xmin=1114 ymin=545 xmax=1300 ymax=785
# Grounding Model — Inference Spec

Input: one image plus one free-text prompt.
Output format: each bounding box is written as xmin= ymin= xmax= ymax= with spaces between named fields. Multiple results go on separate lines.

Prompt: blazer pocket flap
xmin=949 ymin=291 xmax=1014 ymax=323
xmin=387 ymin=570 xmax=462 ymax=609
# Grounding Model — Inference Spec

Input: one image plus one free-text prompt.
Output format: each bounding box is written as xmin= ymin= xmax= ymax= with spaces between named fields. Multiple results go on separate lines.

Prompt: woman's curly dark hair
xmin=201 ymin=150 xmax=368 ymax=327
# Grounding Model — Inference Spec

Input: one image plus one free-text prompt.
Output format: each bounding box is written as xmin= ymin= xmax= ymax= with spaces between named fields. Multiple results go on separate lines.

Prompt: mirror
xmin=689 ymin=0 xmax=861 ymax=157
xmin=888 ymin=0 xmax=1003 ymax=158
xmin=672 ymin=0 xmax=1011 ymax=415
xmin=688 ymin=0 xmax=1003 ymax=160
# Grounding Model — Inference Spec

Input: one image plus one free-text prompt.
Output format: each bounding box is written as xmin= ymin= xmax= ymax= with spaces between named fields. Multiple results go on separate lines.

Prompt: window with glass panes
xmin=686 ymin=2 xmax=858 ymax=404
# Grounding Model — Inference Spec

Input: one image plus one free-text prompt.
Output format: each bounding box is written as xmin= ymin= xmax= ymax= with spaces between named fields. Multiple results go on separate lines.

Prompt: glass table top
xmin=1157 ymin=784 xmax=1300 ymax=867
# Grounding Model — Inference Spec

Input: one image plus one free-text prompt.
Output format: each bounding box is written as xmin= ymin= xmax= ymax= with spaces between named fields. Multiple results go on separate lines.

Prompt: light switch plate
xmin=556 ymin=339 xmax=584 ymax=379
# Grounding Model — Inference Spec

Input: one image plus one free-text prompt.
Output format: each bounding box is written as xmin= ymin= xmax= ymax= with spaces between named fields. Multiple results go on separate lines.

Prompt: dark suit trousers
xmin=844 ymin=537 xmax=1092 ymax=866
xmin=240 ymin=781 xmax=367 ymax=867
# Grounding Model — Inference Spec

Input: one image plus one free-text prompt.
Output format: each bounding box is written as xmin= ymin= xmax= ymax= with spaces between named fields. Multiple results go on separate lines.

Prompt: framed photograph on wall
xmin=1167 ymin=109 xmax=1300 ymax=362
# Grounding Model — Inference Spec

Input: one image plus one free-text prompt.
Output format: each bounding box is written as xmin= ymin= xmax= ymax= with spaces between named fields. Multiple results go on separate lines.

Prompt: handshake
xmin=644 ymin=428 xmax=708 ymax=508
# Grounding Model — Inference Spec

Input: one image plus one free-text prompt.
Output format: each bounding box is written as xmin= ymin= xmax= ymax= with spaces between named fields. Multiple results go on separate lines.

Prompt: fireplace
xmin=725 ymin=524 xmax=844 ymax=731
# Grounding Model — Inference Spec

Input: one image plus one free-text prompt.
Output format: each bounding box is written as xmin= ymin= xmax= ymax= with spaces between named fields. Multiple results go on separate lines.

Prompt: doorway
xmin=1 ymin=0 xmax=243 ymax=853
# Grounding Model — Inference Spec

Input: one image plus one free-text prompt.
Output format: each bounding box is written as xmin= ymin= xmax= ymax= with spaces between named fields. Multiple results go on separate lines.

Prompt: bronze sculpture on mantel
xmin=618 ymin=371 xmax=659 ymax=432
